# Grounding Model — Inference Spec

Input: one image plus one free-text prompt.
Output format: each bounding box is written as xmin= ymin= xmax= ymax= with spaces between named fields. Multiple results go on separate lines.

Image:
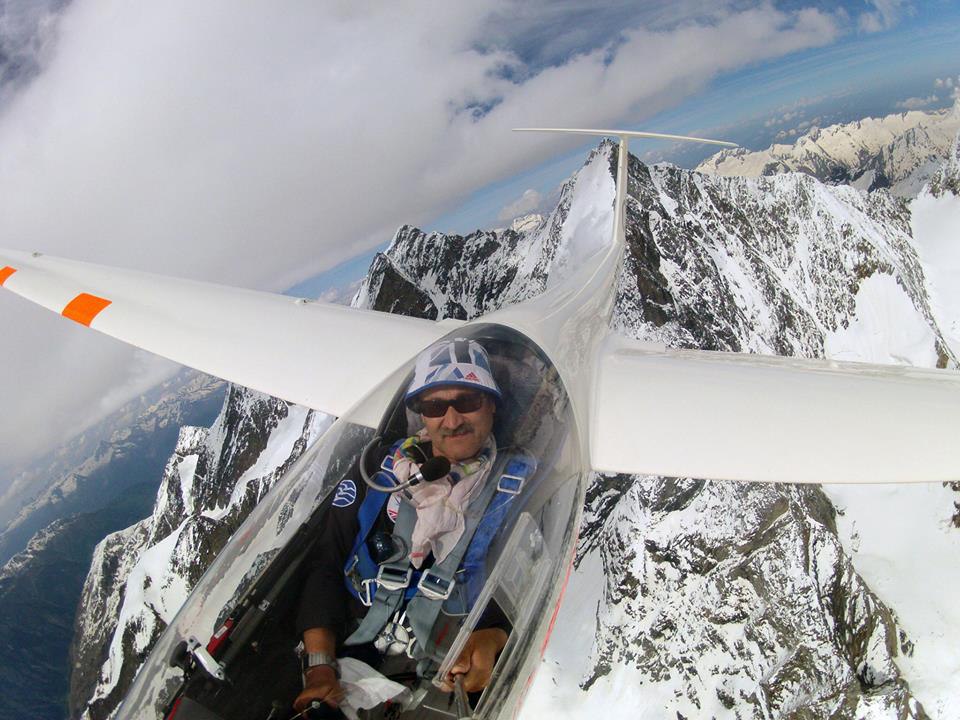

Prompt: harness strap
xmin=403 ymin=452 xmax=538 ymax=660
xmin=458 ymin=454 xmax=537 ymax=609
xmin=343 ymin=442 xmax=405 ymax=604
xmin=404 ymin=467 xmax=500 ymax=658
xmin=344 ymin=446 xmax=537 ymax=660
xmin=345 ymin=498 xmax=419 ymax=645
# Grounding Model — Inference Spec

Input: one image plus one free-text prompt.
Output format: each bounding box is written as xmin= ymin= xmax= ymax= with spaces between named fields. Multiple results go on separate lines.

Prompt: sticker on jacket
xmin=386 ymin=493 xmax=401 ymax=523
xmin=332 ymin=479 xmax=357 ymax=508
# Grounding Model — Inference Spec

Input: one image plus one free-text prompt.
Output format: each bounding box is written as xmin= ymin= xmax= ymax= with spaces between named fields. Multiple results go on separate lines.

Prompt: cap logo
xmin=406 ymin=338 xmax=501 ymax=405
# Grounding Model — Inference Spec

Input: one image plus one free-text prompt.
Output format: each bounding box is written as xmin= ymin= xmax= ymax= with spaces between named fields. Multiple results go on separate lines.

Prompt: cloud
xmin=895 ymin=94 xmax=940 ymax=110
xmin=0 ymin=1 xmax=846 ymax=478
xmin=318 ymin=279 xmax=364 ymax=306
xmin=0 ymin=0 xmax=64 ymax=106
xmin=497 ymin=189 xmax=544 ymax=222
xmin=774 ymin=116 xmax=823 ymax=141
xmin=935 ymin=76 xmax=960 ymax=101
xmin=858 ymin=0 xmax=913 ymax=33
xmin=936 ymin=77 xmax=960 ymax=100
xmin=764 ymin=109 xmax=802 ymax=128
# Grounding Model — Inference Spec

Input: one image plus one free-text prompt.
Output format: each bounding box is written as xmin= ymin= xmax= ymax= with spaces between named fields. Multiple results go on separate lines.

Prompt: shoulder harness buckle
xmin=380 ymin=453 xmax=396 ymax=473
xmin=496 ymin=473 xmax=525 ymax=495
xmin=417 ymin=570 xmax=455 ymax=601
xmin=496 ymin=456 xmax=534 ymax=495
xmin=376 ymin=563 xmax=413 ymax=592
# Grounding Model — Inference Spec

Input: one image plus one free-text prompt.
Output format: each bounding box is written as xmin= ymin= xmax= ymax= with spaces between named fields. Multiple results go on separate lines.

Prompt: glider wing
xmin=0 ymin=248 xmax=457 ymax=425
xmin=591 ymin=332 xmax=960 ymax=484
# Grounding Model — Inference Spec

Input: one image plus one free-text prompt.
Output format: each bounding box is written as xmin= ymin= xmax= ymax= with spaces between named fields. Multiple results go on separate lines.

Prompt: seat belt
xmin=456 ymin=452 xmax=536 ymax=611
xmin=345 ymin=451 xmax=503 ymax=648
xmin=404 ymin=451 xmax=535 ymax=660
xmin=344 ymin=498 xmax=419 ymax=646
xmin=345 ymin=449 xmax=535 ymax=658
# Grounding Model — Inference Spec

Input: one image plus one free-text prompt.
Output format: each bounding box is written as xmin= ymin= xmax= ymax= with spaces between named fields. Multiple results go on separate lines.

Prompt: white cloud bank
xmin=893 ymin=75 xmax=960 ymax=112
xmin=896 ymin=94 xmax=939 ymax=110
xmin=0 ymin=1 xmax=845 ymax=479
xmin=497 ymin=189 xmax=544 ymax=223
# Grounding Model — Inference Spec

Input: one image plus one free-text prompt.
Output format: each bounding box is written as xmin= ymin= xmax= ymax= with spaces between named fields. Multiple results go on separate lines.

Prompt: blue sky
xmin=0 ymin=0 xmax=958 ymax=480
xmin=297 ymin=1 xmax=960 ymax=301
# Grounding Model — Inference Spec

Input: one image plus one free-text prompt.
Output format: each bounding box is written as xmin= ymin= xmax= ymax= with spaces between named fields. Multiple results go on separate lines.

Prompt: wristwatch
xmin=300 ymin=651 xmax=340 ymax=680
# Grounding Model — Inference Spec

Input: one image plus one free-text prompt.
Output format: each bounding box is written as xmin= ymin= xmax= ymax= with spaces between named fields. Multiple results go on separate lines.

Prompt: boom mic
xmin=409 ymin=457 xmax=451 ymax=487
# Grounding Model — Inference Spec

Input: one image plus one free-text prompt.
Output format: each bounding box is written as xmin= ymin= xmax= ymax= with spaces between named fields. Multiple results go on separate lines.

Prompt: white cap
xmin=405 ymin=338 xmax=501 ymax=406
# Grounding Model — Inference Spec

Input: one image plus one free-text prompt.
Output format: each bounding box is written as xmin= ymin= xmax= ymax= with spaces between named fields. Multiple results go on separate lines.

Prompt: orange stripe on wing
xmin=0 ymin=266 xmax=16 ymax=286
xmin=62 ymin=292 xmax=112 ymax=327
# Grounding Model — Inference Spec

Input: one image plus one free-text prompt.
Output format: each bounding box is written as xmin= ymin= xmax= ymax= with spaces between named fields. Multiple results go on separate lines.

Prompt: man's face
xmin=418 ymin=386 xmax=496 ymax=462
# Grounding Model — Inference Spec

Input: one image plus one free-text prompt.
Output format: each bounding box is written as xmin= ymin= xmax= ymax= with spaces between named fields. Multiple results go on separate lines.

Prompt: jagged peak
xmin=696 ymin=104 xmax=960 ymax=198
xmin=510 ymin=213 xmax=543 ymax=233
xmin=63 ymin=113 xmax=960 ymax=719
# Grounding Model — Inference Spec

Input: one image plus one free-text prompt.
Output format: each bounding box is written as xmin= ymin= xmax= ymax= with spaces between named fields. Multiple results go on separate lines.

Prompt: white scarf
xmin=389 ymin=432 xmax=496 ymax=568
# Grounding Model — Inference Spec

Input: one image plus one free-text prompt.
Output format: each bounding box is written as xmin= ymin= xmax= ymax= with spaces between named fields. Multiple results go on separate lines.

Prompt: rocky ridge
xmin=926 ymin=124 xmax=960 ymax=198
xmin=69 ymin=122 xmax=959 ymax=718
xmin=354 ymin=169 xmax=595 ymax=320
xmin=619 ymin=151 xmax=954 ymax=368
xmin=0 ymin=370 xmax=225 ymax=565
xmin=69 ymin=386 xmax=330 ymax=718
xmin=696 ymin=103 xmax=960 ymax=198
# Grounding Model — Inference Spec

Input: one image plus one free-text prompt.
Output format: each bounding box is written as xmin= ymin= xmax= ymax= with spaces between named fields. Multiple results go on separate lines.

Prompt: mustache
xmin=440 ymin=423 xmax=473 ymax=438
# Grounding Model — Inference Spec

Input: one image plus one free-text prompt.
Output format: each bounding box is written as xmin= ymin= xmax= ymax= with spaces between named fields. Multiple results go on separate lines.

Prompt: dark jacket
xmin=295 ymin=442 xmax=509 ymax=644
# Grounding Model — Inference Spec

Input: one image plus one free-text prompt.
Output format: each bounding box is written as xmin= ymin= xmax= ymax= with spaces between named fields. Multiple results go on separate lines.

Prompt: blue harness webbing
xmin=457 ymin=454 xmax=535 ymax=610
xmin=342 ymin=442 xmax=537 ymax=636
xmin=344 ymin=442 xmax=421 ymax=604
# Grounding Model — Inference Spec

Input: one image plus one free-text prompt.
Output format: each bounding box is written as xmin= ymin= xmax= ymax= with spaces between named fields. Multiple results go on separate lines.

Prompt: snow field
xmin=910 ymin=189 xmax=960 ymax=359
xmin=824 ymin=482 xmax=960 ymax=718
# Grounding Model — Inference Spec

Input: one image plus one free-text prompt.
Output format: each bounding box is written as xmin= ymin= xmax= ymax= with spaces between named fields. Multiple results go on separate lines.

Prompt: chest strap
xmin=345 ymin=452 xmax=500 ymax=649
xmin=404 ymin=452 xmax=535 ymax=660
xmin=343 ymin=443 xmax=422 ymax=604
xmin=345 ymin=450 xmax=536 ymax=659
xmin=457 ymin=453 xmax=537 ymax=610
xmin=344 ymin=497 xmax=419 ymax=647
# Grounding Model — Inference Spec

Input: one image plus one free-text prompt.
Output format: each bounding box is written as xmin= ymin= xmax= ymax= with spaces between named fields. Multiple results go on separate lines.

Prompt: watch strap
xmin=301 ymin=652 xmax=339 ymax=677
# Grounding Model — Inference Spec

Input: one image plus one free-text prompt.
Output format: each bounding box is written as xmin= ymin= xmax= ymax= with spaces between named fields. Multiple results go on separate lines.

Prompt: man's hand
xmin=295 ymin=628 xmax=341 ymax=713
xmin=293 ymin=665 xmax=344 ymax=713
xmin=442 ymin=628 xmax=509 ymax=693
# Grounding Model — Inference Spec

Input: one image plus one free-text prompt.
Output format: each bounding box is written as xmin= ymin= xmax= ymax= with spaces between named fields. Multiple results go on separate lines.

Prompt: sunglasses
xmin=414 ymin=391 xmax=486 ymax=418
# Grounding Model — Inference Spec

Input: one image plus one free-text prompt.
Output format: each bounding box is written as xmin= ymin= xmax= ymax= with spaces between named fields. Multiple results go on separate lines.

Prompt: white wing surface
xmin=591 ymin=333 xmax=960 ymax=484
xmin=0 ymin=248 xmax=455 ymax=425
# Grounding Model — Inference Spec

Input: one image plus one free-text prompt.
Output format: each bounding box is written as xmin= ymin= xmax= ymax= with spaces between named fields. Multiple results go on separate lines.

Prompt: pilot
xmin=294 ymin=338 xmax=527 ymax=714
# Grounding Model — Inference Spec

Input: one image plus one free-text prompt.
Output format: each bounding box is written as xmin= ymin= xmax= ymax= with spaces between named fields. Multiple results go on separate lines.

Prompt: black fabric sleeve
xmin=475 ymin=600 xmax=512 ymax=636
xmin=295 ymin=463 xmax=367 ymax=640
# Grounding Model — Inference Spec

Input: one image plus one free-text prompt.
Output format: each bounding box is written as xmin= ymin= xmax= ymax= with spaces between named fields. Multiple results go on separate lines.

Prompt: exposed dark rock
xmin=67 ymin=118 xmax=960 ymax=718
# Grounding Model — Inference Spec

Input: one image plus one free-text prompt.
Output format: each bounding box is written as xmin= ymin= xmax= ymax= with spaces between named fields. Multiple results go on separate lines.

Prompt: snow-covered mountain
xmin=0 ymin=371 xmax=224 ymax=720
xmin=0 ymin=370 xmax=225 ymax=565
xmin=68 ymin=115 xmax=960 ymax=719
xmin=696 ymin=104 xmax=960 ymax=198
xmin=69 ymin=387 xmax=331 ymax=718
